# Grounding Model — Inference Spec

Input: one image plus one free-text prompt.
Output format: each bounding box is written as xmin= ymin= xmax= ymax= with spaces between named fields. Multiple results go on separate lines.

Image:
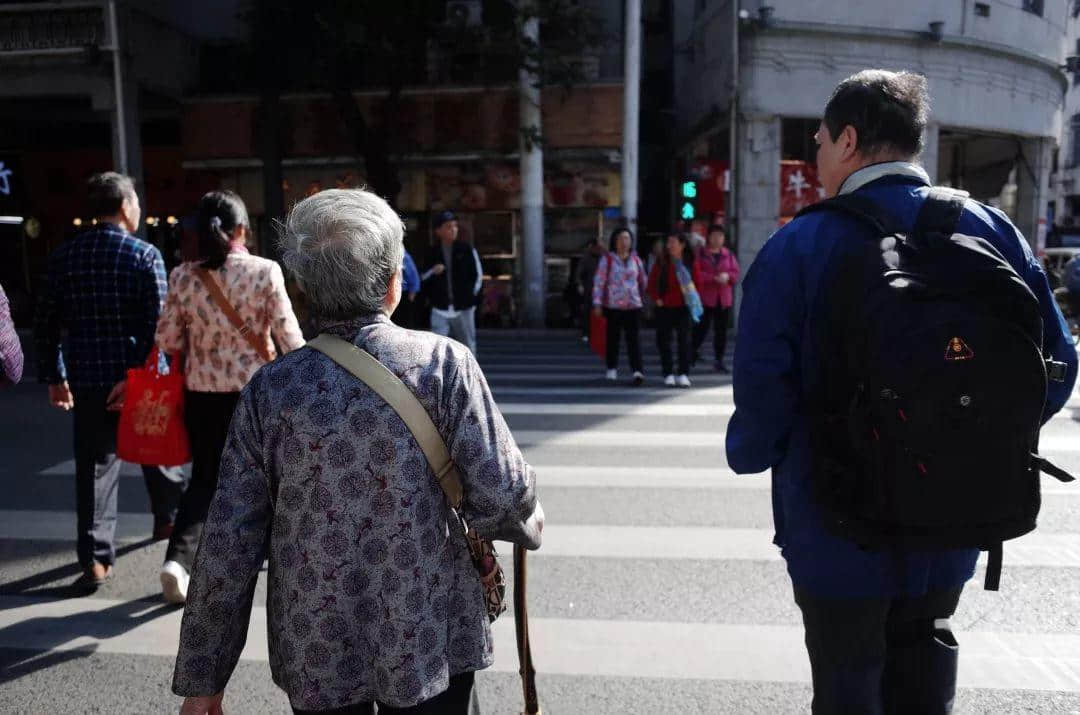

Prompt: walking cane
xmin=513 ymin=544 xmax=541 ymax=715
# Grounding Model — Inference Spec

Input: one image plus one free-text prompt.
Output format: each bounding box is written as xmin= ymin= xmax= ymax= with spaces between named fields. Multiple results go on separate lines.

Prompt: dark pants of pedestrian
xmin=691 ymin=304 xmax=731 ymax=365
xmin=165 ymin=390 xmax=241 ymax=571
xmin=292 ymin=672 xmax=476 ymax=715
xmin=604 ymin=308 xmax=643 ymax=372
xmin=655 ymin=306 xmax=691 ymax=376
xmin=72 ymin=387 xmax=185 ymax=569
xmin=794 ymin=586 xmax=963 ymax=715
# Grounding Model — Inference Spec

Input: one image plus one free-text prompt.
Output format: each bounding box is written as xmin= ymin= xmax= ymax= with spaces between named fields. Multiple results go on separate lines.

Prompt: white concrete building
xmin=673 ymin=0 xmax=1070 ymax=268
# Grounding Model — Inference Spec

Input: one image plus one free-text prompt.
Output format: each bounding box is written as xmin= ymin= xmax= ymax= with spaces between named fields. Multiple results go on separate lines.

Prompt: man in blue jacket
xmin=727 ymin=70 xmax=1077 ymax=714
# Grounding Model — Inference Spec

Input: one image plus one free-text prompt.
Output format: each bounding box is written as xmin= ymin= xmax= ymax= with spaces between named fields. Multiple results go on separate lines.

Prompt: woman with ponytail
xmin=154 ymin=190 xmax=304 ymax=604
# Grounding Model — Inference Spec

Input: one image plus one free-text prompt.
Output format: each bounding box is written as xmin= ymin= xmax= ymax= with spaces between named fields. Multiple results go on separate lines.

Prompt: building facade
xmin=672 ymin=0 xmax=1069 ymax=275
xmin=0 ymin=0 xmax=625 ymax=327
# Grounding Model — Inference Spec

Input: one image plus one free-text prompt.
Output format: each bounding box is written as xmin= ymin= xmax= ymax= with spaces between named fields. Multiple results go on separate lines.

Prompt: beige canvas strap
xmin=195 ymin=267 xmax=273 ymax=363
xmin=306 ymin=333 xmax=464 ymax=508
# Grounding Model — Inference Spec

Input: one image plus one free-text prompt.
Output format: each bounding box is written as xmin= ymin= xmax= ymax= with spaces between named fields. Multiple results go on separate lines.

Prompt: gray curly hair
xmin=279 ymin=189 xmax=405 ymax=320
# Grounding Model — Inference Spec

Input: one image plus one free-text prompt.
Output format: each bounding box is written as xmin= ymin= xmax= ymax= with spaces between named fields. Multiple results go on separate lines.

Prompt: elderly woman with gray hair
xmin=172 ymin=189 xmax=544 ymax=715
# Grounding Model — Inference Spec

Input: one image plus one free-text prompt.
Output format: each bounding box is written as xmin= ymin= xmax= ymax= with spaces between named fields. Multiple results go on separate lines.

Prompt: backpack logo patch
xmin=945 ymin=337 xmax=974 ymax=361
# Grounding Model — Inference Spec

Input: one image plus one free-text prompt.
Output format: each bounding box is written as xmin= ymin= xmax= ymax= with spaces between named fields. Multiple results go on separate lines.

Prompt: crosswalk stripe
xmin=516 ymin=430 xmax=1079 ymax=453
xmin=2 ymin=595 xmax=1077 ymax=693
xmin=499 ymin=402 xmax=736 ymax=416
xmin=6 ymin=513 xmax=1077 ymax=566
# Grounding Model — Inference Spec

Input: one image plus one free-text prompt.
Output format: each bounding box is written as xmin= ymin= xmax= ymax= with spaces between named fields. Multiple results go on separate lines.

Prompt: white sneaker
xmin=160 ymin=560 xmax=190 ymax=605
xmin=632 ymin=371 xmax=645 ymax=386
xmin=676 ymin=374 xmax=692 ymax=388
xmin=663 ymin=374 xmax=676 ymax=387
xmin=605 ymin=369 xmax=617 ymax=381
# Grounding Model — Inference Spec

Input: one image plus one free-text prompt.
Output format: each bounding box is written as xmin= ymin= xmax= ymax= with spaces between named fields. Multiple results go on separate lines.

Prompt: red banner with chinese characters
xmin=780 ymin=160 xmax=826 ymax=219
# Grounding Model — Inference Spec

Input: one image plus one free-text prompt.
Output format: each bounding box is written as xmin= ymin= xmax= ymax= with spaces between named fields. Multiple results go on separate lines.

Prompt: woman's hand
xmin=592 ymin=306 xmax=603 ymax=318
xmin=655 ymin=299 xmax=664 ymax=307
xmin=716 ymin=273 xmax=730 ymax=285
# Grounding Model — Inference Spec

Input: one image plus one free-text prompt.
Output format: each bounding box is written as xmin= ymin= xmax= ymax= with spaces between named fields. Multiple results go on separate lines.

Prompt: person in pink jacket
xmin=692 ymin=224 xmax=740 ymax=372
xmin=593 ymin=228 xmax=648 ymax=385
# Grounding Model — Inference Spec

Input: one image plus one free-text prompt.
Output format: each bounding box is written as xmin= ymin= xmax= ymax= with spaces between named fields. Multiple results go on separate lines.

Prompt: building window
xmin=1073 ymin=0 xmax=1080 ymax=19
xmin=974 ymin=3 xmax=990 ymax=17
xmin=1022 ymin=0 xmax=1044 ymax=16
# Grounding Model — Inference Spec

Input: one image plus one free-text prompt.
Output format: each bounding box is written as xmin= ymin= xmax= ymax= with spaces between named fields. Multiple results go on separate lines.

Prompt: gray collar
xmin=837 ymin=161 xmax=930 ymax=196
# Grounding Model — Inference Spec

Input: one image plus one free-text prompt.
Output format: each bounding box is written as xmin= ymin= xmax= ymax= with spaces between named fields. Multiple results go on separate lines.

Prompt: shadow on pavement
xmin=0 ymin=538 xmax=157 ymax=598
xmin=0 ymin=595 xmax=177 ymax=685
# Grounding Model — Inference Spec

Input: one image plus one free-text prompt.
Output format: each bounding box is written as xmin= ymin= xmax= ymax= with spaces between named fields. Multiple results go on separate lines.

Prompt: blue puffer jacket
xmin=727 ymin=166 xmax=1078 ymax=598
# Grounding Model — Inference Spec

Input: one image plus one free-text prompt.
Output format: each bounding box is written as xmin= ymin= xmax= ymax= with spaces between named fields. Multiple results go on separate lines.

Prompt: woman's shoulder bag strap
xmin=195 ymin=267 xmax=273 ymax=363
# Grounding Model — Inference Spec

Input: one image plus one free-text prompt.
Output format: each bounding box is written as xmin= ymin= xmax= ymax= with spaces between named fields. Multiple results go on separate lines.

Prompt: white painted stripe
xmin=6 ymin=514 xmax=1078 ymax=566
xmin=0 ymin=510 xmax=155 ymax=542
xmin=536 ymin=526 xmax=1080 ymax=568
xmin=515 ymin=430 xmax=1080 ymax=453
xmin=490 ymin=387 xmax=727 ymax=397
xmin=516 ymin=430 xmax=725 ymax=448
xmin=499 ymin=402 xmax=735 ymax=417
xmin=537 ymin=466 xmax=769 ymax=489
xmin=485 ymin=372 xmax=733 ymax=382
xmin=1 ymin=595 xmax=1077 ymax=692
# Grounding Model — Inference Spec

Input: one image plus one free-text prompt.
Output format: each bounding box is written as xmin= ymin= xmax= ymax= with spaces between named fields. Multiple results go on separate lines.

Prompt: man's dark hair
xmin=87 ymin=172 xmax=136 ymax=218
xmin=707 ymin=224 xmax=726 ymax=235
xmin=823 ymin=70 xmax=928 ymax=158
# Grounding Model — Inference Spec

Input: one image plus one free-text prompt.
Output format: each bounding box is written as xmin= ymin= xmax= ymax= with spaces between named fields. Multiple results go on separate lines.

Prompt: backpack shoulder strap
xmin=913 ymin=187 xmax=967 ymax=245
xmin=306 ymin=333 xmax=464 ymax=509
xmin=795 ymin=194 xmax=901 ymax=236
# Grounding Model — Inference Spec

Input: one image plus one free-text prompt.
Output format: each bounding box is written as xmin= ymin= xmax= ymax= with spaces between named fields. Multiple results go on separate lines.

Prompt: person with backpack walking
xmin=691 ymin=224 xmax=740 ymax=372
xmin=153 ymin=190 xmax=304 ymax=604
xmin=592 ymin=228 xmax=648 ymax=385
xmin=647 ymin=233 xmax=704 ymax=387
xmin=727 ymin=70 xmax=1077 ymax=715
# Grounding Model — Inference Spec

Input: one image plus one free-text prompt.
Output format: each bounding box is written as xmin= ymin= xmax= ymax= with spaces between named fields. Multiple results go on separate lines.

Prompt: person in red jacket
xmin=647 ymin=233 xmax=698 ymax=387
xmin=692 ymin=224 xmax=741 ymax=372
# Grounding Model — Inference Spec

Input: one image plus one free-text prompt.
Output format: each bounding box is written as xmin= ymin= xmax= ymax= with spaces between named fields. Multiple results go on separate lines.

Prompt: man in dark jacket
xmin=422 ymin=211 xmax=483 ymax=353
xmin=727 ymin=70 xmax=1077 ymax=713
xmin=34 ymin=172 xmax=186 ymax=588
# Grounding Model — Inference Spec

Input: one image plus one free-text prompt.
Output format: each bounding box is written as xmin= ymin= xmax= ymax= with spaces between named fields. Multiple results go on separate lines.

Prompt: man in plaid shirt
xmin=35 ymin=172 xmax=185 ymax=588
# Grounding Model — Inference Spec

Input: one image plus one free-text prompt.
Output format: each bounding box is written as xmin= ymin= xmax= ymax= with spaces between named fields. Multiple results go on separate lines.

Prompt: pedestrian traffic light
xmin=680 ymin=179 xmax=698 ymax=220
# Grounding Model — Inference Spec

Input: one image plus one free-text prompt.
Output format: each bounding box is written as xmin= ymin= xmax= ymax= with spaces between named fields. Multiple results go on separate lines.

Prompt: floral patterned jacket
xmin=156 ymin=252 xmax=305 ymax=392
xmin=172 ymin=314 xmax=543 ymax=710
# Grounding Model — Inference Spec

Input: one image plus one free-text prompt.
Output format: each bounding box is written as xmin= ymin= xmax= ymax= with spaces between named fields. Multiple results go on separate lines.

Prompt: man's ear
xmin=840 ymin=125 xmax=860 ymax=163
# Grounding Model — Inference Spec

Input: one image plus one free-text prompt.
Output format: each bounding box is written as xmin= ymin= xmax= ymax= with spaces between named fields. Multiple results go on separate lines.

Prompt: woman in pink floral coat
xmin=154 ymin=190 xmax=304 ymax=604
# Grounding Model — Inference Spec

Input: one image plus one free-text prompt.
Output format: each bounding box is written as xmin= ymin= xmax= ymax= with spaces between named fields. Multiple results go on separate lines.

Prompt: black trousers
xmin=794 ymin=586 xmax=963 ymax=715
xmin=691 ymin=305 xmax=731 ymax=364
xmin=292 ymin=672 xmax=476 ymax=715
xmin=165 ymin=390 xmax=241 ymax=570
xmin=604 ymin=308 xmax=643 ymax=372
xmin=72 ymin=387 xmax=185 ymax=568
xmin=655 ymin=306 xmax=691 ymax=376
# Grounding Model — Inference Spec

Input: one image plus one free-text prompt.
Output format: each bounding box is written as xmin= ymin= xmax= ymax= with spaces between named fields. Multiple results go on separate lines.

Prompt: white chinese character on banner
xmin=0 ymin=162 xmax=11 ymax=196
xmin=787 ymin=169 xmax=810 ymax=199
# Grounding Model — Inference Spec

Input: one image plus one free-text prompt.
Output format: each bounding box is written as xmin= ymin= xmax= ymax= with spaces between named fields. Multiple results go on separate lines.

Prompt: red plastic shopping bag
xmin=589 ymin=312 xmax=607 ymax=359
xmin=117 ymin=349 xmax=190 ymax=466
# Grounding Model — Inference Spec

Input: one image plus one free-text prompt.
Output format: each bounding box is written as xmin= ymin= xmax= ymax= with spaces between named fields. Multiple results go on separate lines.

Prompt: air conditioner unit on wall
xmin=446 ymin=0 xmax=482 ymax=27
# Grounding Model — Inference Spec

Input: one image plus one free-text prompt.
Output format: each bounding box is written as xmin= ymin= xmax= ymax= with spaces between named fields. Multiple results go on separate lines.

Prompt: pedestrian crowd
xmin=0 ymin=67 xmax=1076 ymax=715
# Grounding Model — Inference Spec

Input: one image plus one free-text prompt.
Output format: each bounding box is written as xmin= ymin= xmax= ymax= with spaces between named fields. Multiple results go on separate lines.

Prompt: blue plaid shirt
xmin=35 ymin=223 xmax=167 ymax=389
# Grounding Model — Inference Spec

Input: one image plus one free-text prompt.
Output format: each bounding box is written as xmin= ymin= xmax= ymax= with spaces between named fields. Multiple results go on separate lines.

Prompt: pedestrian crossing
xmin=0 ymin=332 xmax=1078 ymax=713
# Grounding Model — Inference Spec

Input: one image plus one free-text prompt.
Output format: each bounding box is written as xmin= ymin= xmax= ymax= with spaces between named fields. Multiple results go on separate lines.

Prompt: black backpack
xmin=798 ymin=187 xmax=1073 ymax=590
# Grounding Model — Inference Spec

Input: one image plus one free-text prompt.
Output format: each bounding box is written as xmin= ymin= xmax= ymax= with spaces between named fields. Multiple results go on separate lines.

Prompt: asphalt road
xmin=1 ymin=331 xmax=1079 ymax=714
